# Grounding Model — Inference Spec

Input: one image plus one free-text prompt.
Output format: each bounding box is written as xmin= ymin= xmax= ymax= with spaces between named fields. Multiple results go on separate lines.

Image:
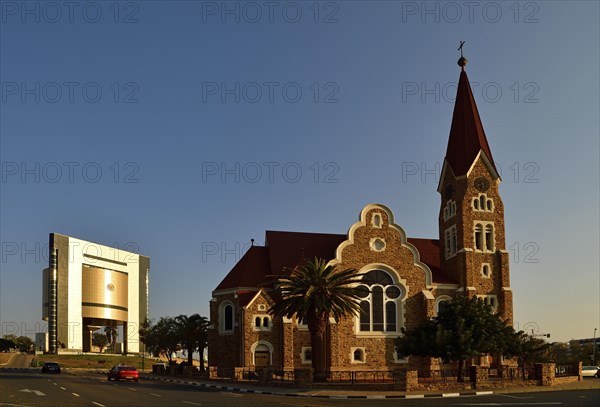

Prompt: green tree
xmin=396 ymin=296 xmax=518 ymax=381
xmin=175 ymin=314 xmax=208 ymax=368
xmin=0 ymin=337 xmax=16 ymax=352
xmin=92 ymin=331 xmax=108 ymax=353
xmin=140 ymin=317 xmax=179 ymax=362
xmin=14 ymin=336 xmax=34 ymax=353
xmin=269 ymin=257 xmax=363 ymax=381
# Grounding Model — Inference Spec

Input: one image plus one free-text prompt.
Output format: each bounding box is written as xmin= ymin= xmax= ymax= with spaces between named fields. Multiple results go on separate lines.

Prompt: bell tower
xmin=437 ymin=46 xmax=513 ymax=324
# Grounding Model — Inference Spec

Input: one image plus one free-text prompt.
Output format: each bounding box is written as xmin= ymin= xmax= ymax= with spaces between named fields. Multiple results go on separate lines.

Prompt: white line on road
xmin=182 ymin=402 xmax=202 ymax=406
xmin=72 ymin=393 xmax=80 ymax=397
xmin=92 ymin=402 xmax=105 ymax=407
xmin=221 ymin=392 xmax=243 ymax=397
xmin=149 ymin=393 xmax=162 ymax=397
xmin=453 ymin=403 xmax=563 ymax=406
xmin=60 ymin=387 xmax=66 ymax=390
xmin=128 ymin=387 xmax=137 ymax=391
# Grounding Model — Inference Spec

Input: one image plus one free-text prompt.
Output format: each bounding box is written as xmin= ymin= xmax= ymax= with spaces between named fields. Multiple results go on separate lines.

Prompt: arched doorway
xmin=252 ymin=342 xmax=272 ymax=368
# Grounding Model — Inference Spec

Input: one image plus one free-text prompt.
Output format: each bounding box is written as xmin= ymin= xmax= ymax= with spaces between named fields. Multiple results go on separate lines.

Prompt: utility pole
xmin=593 ymin=328 xmax=597 ymax=365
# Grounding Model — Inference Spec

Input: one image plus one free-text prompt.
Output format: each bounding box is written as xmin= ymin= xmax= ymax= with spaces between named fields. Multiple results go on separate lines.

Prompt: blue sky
xmin=1 ymin=1 xmax=598 ymax=343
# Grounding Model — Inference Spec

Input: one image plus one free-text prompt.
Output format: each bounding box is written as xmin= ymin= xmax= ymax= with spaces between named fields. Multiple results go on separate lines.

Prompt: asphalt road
xmin=0 ymin=370 xmax=599 ymax=406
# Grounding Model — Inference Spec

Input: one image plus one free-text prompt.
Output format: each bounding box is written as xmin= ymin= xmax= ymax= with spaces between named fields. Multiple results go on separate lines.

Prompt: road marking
xmin=60 ymin=387 xmax=66 ymax=390
xmin=18 ymin=389 xmax=46 ymax=396
xmin=53 ymin=383 xmax=57 ymax=386
xmin=150 ymin=393 xmax=162 ymax=397
xmin=72 ymin=393 xmax=80 ymax=397
xmin=92 ymin=402 xmax=105 ymax=407
xmin=221 ymin=392 xmax=243 ymax=397
xmin=182 ymin=402 xmax=202 ymax=406
xmin=454 ymin=403 xmax=563 ymax=406
xmin=128 ymin=387 xmax=137 ymax=391
xmin=499 ymin=395 xmax=535 ymax=399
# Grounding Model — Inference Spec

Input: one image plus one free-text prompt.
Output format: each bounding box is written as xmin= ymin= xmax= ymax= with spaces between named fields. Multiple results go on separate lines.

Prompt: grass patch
xmin=33 ymin=354 xmax=161 ymax=371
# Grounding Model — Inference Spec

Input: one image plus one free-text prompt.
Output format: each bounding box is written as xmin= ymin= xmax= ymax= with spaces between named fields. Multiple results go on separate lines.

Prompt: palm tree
xmin=269 ymin=257 xmax=363 ymax=381
xmin=175 ymin=314 xmax=208 ymax=368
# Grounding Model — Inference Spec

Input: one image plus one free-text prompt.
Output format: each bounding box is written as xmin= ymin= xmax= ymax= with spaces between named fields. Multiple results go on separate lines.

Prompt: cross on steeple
xmin=458 ymin=41 xmax=465 ymax=57
xmin=457 ymin=41 xmax=468 ymax=70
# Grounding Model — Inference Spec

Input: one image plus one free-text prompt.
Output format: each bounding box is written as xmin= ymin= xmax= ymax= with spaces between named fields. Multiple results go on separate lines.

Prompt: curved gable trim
xmin=328 ymin=203 xmax=433 ymax=287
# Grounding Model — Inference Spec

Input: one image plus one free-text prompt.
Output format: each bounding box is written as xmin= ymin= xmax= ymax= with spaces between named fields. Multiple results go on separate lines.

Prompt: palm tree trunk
xmin=309 ymin=313 xmax=329 ymax=382
xmin=199 ymin=347 xmax=205 ymax=372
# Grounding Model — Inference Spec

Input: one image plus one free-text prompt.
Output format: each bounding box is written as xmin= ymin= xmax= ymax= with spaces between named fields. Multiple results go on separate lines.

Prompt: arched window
xmin=263 ymin=317 xmax=269 ymax=328
xmin=353 ymin=348 xmax=364 ymax=362
xmin=219 ymin=302 xmax=234 ymax=333
xmin=356 ymin=270 xmax=403 ymax=333
xmin=475 ymin=224 xmax=483 ymax=250
xmin=473 ymin=198 xmax=479 ymax=210
xmin=485 ymin=224 xmax=494 ymax=251
xmin=435 ymin=295 xmax=452 ymax=315
xmin=255 ymin=317 xmax=261 ymax=328
xmin=372 ymin=213 xmax=382 ymax=228
xmin=479 ymin=195 xmax=485 ymax=209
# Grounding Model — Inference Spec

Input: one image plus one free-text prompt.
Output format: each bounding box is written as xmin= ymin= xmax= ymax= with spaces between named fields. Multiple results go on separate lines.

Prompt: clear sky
xmin=1 ymin=1 xmax=598 ymax=344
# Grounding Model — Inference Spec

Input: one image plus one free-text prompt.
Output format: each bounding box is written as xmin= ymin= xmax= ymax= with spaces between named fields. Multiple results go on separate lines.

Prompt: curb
xmin=140 ymin=375 xmax=495 ymax=399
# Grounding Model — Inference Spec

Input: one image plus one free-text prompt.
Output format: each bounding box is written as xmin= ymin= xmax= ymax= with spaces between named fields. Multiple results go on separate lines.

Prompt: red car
xmin=107 ymin=365 xmax=139 ymax=382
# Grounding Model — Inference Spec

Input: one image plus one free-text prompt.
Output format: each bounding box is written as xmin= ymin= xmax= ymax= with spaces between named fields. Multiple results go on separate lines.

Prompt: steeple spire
xmin=443 ymin=46 xmax=498 ymax=177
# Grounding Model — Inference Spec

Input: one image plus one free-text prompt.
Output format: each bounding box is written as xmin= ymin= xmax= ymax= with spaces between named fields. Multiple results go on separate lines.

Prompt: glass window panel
xmin=224 ymin=305 xmax=233 ymax=330
xmin=372 ymin=286 xmax=384 ymax=331
xmin=359 ymin=301 xmax=370 ymax=331
xmin=386 ymin=301 xmax=396 ymax=331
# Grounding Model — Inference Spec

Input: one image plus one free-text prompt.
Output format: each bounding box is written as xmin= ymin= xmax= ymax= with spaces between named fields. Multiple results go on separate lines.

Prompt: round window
xmin=385 ymin=286 xmax=401 ymax=299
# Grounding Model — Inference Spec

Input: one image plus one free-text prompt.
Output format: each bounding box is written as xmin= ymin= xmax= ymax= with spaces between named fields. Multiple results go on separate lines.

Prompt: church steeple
xmin=436 ymin=45 xmax=512 ymax=325
xmin=443 ymin=52 xmax=498 ymax=178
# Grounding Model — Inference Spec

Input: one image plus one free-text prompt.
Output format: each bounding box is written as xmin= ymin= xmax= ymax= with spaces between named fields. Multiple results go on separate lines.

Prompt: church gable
xmin=330 ymin=204 xmax=433 ymax=289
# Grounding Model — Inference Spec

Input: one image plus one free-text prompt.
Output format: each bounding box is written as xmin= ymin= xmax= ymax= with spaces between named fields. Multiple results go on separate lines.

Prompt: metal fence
xmin=555 ymin=364 xmax=578 ymax=377
xmin=325 ymin=370 xmax=396 ymax=383
xmin=417 ymin=369 xmax=468 ymax=384
xmin=488 ymin=366 xmax=536 ymax=382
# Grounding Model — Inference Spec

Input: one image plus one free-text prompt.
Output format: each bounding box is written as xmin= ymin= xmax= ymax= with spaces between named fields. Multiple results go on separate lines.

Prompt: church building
xmin=208 ymin=55 xmax=513 ymax=372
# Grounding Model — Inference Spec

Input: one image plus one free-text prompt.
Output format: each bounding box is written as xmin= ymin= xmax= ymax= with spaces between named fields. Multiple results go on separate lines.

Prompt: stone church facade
xmin=208 ymin=59 xmax=513 ymax=372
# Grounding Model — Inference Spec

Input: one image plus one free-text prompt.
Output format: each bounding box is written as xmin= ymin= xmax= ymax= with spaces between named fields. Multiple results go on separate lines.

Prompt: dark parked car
xmin=41 ymin=362 xmax=61 ymax=373
xmin=107 ymin=365 xmax=139 ymax=382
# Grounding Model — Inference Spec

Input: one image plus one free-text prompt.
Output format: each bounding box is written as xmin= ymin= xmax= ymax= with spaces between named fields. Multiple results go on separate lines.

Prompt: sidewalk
xmin=139 ymin=373 xmax=600 ymax=399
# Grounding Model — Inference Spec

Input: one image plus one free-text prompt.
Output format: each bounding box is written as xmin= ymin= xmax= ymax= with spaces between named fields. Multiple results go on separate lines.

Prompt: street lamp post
xmin=593 ymin=328 xmax=597 ymax=365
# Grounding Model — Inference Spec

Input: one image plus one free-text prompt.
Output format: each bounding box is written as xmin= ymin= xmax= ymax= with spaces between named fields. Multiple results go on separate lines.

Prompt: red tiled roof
xmin=444 ymin=70 xmax=497 ymax=177
xmin=214 ymin=246 xmax=270 ymax=291
xmin=214 ymin=231 xmax=456 ymax=292
xmin=407 ymin=238 xmax=455 ymax=284
xmin=265 ymin=230 xmax=345 ymax=277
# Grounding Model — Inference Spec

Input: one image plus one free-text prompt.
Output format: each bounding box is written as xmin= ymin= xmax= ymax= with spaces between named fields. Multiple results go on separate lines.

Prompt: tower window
xmin=481 ymin=264 xmax=491 ymax=278
xmin=445 ymin=225 xmax=457 ymax=258
xmin=475 ymin=224 xmax=483 ymax=250
xmin=478 ymin=295 xmax=498 ymax=312
xmin=474 ymin=222 xmax=495 ymax=252
xmin=473 ymin=194 xmax=494 ymax=212
xmin=444 ymin=200 xmax=456 ymax=220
